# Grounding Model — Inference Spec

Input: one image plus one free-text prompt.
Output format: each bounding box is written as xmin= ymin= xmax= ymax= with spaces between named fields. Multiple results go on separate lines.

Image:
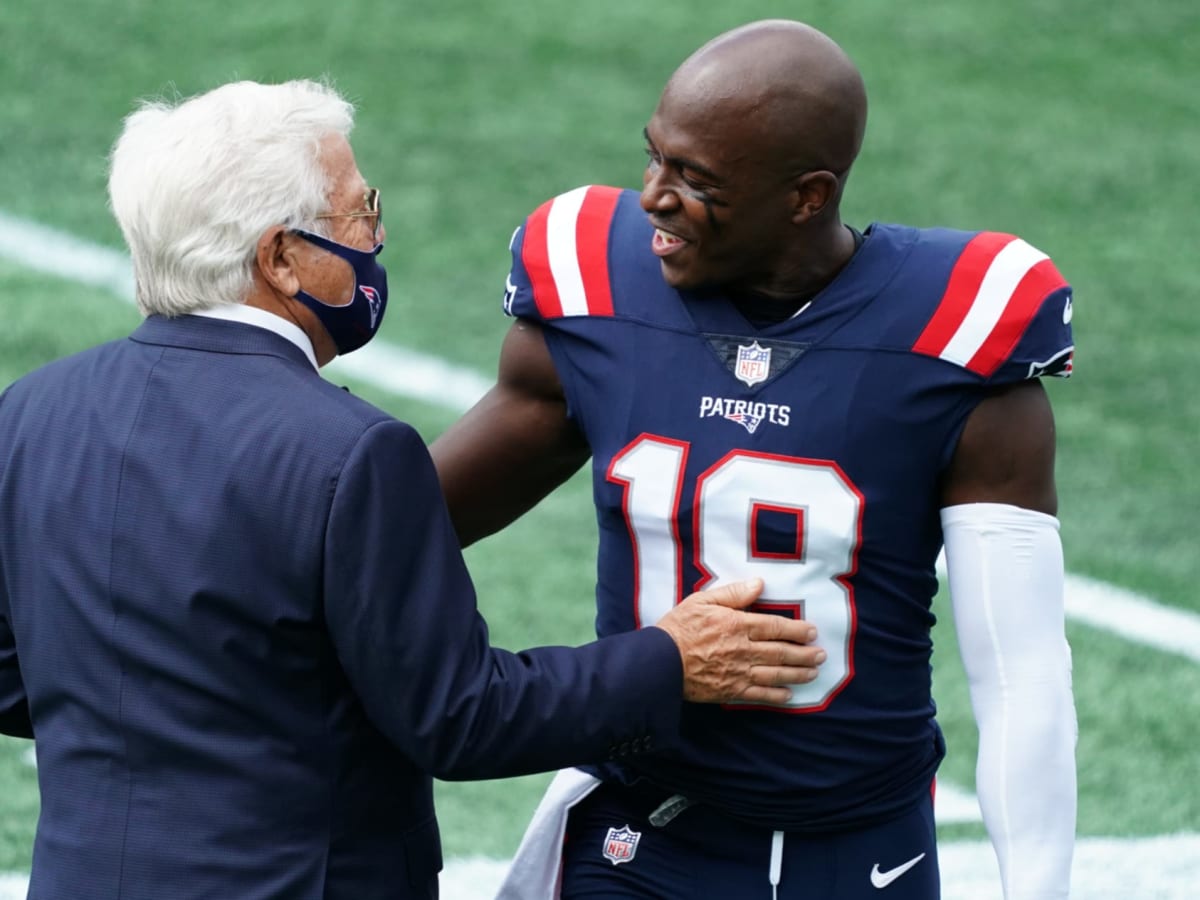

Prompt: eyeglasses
xmin=314 ymin=187 xmax=383 ymax=242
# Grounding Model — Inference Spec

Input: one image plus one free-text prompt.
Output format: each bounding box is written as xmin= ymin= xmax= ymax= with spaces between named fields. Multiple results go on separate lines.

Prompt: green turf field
xmin=1 ymin=0 xmax=1197 ymax=892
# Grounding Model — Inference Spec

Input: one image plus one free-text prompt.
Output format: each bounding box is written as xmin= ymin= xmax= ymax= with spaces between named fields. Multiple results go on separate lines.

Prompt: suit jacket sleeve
xmin=323 ymin=418 xmax=682 ymax=780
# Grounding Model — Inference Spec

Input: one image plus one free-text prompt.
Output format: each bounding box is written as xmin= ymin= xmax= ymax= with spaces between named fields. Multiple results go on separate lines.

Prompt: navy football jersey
xmin=502 ymin=185 xmax=1074 ymax=831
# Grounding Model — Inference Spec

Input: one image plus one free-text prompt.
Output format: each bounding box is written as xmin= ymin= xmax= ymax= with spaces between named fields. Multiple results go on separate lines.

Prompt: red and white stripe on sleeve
xmin=520 ymin=185 xmax=621 ymax=319
xmin=912 ymin=232 xmax=1068 ymax=377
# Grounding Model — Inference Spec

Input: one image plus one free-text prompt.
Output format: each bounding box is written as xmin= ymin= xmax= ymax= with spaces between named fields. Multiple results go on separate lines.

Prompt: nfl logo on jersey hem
xmin=602 ymin=825 xmax=642 ymax=866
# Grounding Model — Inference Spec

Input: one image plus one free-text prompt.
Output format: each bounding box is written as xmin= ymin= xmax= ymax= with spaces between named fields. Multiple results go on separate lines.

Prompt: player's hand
xmin=652 ymin=579 xmax=825 ymax=704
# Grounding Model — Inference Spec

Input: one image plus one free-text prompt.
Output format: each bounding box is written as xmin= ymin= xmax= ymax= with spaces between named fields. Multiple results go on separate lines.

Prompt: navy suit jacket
xmin=0 ymin=315 xmax=682 ymax=899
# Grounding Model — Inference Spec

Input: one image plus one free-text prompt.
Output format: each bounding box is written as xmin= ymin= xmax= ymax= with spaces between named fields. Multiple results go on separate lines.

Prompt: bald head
xmin=662 ymin=20 xmax=867 ymax=176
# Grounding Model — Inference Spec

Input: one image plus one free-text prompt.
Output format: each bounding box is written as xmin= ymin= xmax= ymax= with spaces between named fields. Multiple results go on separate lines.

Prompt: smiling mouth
xmin=651 ymin=227 xmax=688 ymax=257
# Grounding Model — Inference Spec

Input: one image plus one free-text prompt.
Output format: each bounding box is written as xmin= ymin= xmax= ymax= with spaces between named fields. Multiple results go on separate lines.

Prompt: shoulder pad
xmin=504 ymin=185 xmax=624 ymax=321
xmin=911 ymin=232 xmax=1073 ymax=380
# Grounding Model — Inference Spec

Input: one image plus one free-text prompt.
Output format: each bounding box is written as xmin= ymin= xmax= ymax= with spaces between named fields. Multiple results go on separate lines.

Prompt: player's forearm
xmin=973 ymin=678 xmax=1076 ymax=899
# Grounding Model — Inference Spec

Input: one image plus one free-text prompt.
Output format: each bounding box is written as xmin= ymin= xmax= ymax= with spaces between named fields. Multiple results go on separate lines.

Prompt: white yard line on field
xmin=0 ymin=212 xmax=135 ymax=301
xmin=934 ymin=554 xmax=1200 ymax=665
xmin=0 ymin=211 xmax=493 ymax=412
xmin=1062 ymin=573 xmax=1200 ymax=664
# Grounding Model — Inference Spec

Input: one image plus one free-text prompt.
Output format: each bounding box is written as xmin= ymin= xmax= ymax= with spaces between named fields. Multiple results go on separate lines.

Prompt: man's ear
xmin=790 ymin=171 xmax=840 ymax=225
xmin=256 ymin=226 xmax=302 ymax=297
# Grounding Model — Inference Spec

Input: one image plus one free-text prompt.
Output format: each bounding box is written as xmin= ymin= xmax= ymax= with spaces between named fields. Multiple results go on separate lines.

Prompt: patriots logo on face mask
xmin=291 ymin=228 xmax=388 ymax=355
xmin=360 ymin=285 xmax=382 ymax=328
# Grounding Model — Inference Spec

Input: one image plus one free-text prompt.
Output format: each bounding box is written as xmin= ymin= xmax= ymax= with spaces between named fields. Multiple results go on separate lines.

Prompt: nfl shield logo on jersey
xmin=602 ymin=825 xmax=642 ymax=866
xmin=735 ymin=341 xmax=771 ymax=387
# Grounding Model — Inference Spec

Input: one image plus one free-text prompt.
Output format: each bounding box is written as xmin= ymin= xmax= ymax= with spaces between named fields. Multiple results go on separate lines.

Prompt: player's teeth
xmin=657 ymin=229 xmax=681 ymax=245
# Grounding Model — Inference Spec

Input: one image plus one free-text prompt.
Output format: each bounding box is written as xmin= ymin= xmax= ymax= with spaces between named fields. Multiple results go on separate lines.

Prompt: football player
xmin=432 ymin=19 xmax=1077 ymax=900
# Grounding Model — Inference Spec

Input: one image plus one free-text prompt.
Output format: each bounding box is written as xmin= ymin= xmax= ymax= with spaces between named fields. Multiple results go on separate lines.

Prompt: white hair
xmin=107 ymin=79 xmax=355 ymax=316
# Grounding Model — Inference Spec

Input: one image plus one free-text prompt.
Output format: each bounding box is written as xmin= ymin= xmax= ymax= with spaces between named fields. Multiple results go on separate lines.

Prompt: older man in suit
xmin=0 ymin=80 xmax=824 ymax=900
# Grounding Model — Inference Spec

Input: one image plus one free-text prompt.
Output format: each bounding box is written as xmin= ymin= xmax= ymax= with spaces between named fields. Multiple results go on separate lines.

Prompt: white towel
xmin=493 ymin=767 xmax=602 ymax=900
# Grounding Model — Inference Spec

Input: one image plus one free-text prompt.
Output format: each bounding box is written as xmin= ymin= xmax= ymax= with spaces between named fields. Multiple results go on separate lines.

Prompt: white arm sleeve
xmin=941 ymin=502 xmax=1077 ymax=900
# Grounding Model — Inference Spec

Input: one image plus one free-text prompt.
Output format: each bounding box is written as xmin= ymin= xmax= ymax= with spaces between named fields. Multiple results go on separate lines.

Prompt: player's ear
xmin=256 ymin=226 xmax=303 ymax=296
xmin=790 ymin=171 xmax=840 ymax=225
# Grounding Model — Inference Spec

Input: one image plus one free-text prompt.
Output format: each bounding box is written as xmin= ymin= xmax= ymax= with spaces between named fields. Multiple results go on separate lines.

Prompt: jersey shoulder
xmin=502 ymin=185 xmax=655 ymax=323
xmin=878 ymin=225 xmax=1075 ymax=382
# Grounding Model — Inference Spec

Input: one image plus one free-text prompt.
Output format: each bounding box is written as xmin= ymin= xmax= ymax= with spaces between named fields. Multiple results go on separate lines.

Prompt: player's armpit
xmin=430 ymin=319 xmax=590 ymax=547
xmin=940 ymin=379 xmax=1057 ymax=515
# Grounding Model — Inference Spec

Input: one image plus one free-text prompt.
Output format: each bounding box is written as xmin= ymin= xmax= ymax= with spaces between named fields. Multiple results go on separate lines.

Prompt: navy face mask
xmin=291 ymin=229 xmax=388 ymax=355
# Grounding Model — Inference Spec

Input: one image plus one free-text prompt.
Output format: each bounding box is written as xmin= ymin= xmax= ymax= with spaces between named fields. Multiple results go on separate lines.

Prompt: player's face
xmin=640 ymin=99 xmax=797 ymax=294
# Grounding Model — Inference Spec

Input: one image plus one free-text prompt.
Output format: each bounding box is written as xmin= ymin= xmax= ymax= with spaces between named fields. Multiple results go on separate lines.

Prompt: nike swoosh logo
xmin=870 ymin=852 xmax=926 ymax=889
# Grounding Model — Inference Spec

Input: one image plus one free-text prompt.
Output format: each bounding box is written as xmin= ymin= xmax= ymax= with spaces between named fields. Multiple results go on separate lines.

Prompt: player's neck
xmin=735 ymin=224 xmax=862 ymax=313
